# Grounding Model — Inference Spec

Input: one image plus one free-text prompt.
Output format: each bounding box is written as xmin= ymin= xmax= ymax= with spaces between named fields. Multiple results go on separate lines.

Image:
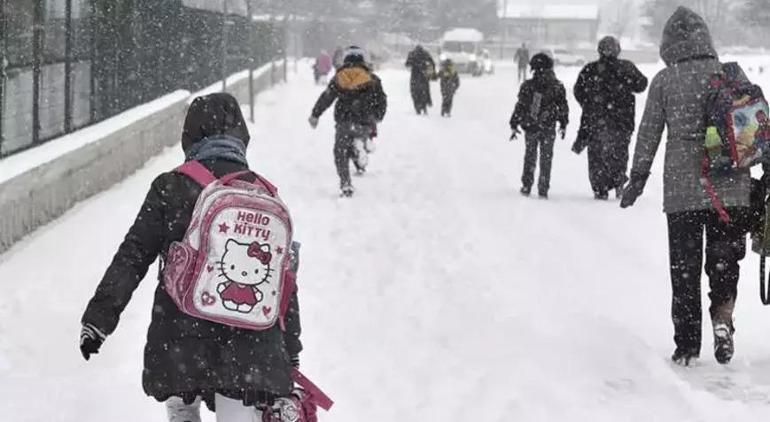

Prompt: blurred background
xmin=0 ymin=0 xmax=767 ymax=158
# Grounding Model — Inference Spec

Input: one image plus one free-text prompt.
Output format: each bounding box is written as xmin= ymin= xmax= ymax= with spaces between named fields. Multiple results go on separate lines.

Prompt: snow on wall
xmin=0 ymin=61 xmax=289 ymax=254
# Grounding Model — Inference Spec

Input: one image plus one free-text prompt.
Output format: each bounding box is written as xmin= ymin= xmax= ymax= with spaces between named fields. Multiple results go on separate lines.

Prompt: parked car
xmin=439 ymin=28 xmax=484 ymax=75
xmin=544 ymin=49 xmax=586 ymax=67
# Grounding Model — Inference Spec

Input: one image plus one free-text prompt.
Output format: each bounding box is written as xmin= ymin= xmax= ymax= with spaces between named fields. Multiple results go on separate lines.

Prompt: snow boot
xmin=539 ymin=191 xmax=548 ymax=200
xmin=594 ymin=191 xmax=609 ymax=201
xmin=520 ymin=186 xmax=531 ymax=197
xmin=713 ymin=322 xmax=734 ymax=364
xmin=341 ymin=184 xmax=355 ymax=198
xmin=353 ymin=139 xmax=368 ymax=172
xmin=671 ymin=348 xmax=699 ymax=367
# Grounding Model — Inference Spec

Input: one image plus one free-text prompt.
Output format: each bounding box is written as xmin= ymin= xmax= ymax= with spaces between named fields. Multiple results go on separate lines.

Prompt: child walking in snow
xmin=509 ymin=53 xmax=569 ymax=199
xmin=438 ymin=59 xmax=460 ymax=117
xmin=79 ymin=93 xmax=308 ymax=422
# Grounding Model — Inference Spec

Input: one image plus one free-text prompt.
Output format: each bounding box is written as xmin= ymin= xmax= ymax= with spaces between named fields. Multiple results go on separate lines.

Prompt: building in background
xmin=498 ymin=3 xmax=600 ymax=48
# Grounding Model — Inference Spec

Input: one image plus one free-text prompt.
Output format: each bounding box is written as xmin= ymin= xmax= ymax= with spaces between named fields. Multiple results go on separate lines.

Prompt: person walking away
xmin=309 ymin=46 xmax=388 ymax=197
xmin=405 ymin=45 xmax=436 ymax=115
xmin=509 ymin=53 xmax=568 ymax=199
xmin=79 ymin=93 xmax=305 ymax=420
xmin=514 ymin=43 xmax=530 ymax=85
xmin=573 ymin=36 xmax=648 ymax=200
xmin=620 ymin=7 xmax=758 ymax=366
xmin=438 ymin=59 xmax=460 ymax=117
xmin=332 ymin=46 xmax=345 ymax=71
xmin=313 ymin=50 xmax=333 ymax=85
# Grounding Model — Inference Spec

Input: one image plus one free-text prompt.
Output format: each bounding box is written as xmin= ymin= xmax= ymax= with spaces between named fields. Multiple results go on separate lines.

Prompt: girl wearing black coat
xmin=79 ymin=93 xmax=302 ymax=421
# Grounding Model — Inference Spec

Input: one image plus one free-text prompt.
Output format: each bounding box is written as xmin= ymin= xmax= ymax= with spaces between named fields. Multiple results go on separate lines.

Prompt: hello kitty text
xmin=232 ymin=211 xmax=272 ymax=241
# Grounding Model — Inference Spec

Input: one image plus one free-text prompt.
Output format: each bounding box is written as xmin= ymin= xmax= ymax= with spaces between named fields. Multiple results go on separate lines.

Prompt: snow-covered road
xmin=3 ymin=58 xmax=770 ymax=421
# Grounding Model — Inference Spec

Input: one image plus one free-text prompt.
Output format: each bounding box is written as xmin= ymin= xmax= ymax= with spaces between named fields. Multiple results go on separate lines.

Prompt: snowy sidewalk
xmin=3 ymin=61 xmax=770 ymax=421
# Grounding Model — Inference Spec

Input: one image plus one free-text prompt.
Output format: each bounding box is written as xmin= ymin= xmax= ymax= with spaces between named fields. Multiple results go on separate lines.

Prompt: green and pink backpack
xmin=702 ymin=62 xmax=770 ymax=223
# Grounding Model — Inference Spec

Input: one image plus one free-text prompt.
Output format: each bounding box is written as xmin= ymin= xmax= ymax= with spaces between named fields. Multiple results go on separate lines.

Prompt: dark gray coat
xmin=630 ymin=7 xmax=751 ymax=213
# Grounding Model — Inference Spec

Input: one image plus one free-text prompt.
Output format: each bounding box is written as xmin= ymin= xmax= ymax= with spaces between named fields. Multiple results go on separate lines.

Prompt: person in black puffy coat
xmin=79 ymin=93 xmax=302 ymax=418
xmin=309 ymin=46 xmax=388 ymax=196
xmin=509 ymin=53 xmax=569 ymax=199
xmin=573 ymin=36 xmax=648 ymax=200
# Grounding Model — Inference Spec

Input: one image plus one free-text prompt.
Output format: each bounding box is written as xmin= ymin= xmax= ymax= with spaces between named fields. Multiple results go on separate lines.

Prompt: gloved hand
xmin=558 ymin=124 xmax=567 ymax=140
xmin=80 ymin=323 xmax=106 ymax=361
xmin=510 ymin=127 xmax=521 ymax=141
xmin=571 ymin=141 xmax=585 ymax=155
xmin=620 ymin=171 xmax=650 ymax=209
xmin=308 ymin=116 xmax=319 ymax=129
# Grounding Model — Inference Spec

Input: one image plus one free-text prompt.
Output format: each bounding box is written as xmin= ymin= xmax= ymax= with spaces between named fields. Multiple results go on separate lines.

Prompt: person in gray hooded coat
xmin=620 ymin=7 xmax=752 ymax=366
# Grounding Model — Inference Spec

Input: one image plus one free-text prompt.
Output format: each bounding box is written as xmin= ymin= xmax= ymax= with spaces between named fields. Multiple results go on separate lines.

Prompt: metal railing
xmin=0 ymin=0 xmax=283 ymax=159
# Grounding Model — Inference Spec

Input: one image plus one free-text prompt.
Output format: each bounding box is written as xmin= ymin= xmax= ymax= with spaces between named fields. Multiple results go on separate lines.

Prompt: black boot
xmin=671 ymin=348 xmax=700 ymax=367
xmin=713 ymin=322 xmax=734 ymax=364
xmin=520 ymin=186 xmax=531 ymax=197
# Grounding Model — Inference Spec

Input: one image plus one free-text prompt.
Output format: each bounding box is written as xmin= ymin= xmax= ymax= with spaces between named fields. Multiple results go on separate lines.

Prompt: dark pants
xmin=521 ymin=130 xmax=555 ymax=194
xmin=517 ymin=66 xmax=527 ymax=84
xmin=667 ymin=209 xmax=747 ymax=355
xmin=587 ymin=128 xmax=631 ymax=194
xmin=441 ymin=92 xmax=455 ymax=116
xmin=334 ymin=123 xmax=369 ymax=188
xmin=410 ymin=77 xmax=432 ymax=113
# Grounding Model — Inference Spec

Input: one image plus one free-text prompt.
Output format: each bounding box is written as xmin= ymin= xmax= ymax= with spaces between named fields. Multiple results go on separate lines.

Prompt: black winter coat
xmin=82 ymin=93 xmax=301 ymax=407
xmin=81 ymin=160 xmax=302 ymax=404
xmin=510 ymin=70 xmax=569 ymax=132
xmin=574 ymin=57 xmax=648 ymax=144
xmin=439 ymin=68 xmax=460 ymax=97
xmin=311 ymin=63 xmax=387 ymax=125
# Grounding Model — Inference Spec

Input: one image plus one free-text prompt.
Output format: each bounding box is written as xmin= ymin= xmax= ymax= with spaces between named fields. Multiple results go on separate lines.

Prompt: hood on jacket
xmin=182 ymin=93 xmax=250 ymax=153
xmin=335 ymin=65 xmax=373 ymax=91
xmin=598 ymin=36 xmax=621 ymax=59
xmin=660 ymin=6 xmax=718 ymax=66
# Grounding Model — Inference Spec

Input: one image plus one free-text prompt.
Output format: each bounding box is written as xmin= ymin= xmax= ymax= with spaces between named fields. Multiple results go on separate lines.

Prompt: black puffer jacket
xmin=81 ymin=93 xmax=302 ymax=407
xmin=574 ymin=57 xmax=648 ymax=136
xmin=510 ymin=70 xmax=569 ymax=132
xmin=311 ymin=63 xmax=387 ymax=125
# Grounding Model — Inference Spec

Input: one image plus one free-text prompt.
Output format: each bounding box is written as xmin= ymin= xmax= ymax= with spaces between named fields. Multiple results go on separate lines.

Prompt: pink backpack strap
xmin=278 ymin=268 xmax=297 ymax=331
xmin=700 ymin=156 xmax=732 ymax=224
xmin=292 ymin=368 xmax=334 ymax=411
xmin=219 ymin=170 xmax=279 ymax=197
xmin=176 ymin=161 xmax=217 ymax=187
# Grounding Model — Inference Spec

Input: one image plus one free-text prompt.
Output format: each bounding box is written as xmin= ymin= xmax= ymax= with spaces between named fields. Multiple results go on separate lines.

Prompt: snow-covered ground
xmin=3 ymin=57 xmax=770 ymax=421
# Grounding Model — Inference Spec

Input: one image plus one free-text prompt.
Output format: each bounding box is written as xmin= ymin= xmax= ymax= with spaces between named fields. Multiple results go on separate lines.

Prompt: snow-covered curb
xmin=0 ymin=61 xmax=289 ymax=253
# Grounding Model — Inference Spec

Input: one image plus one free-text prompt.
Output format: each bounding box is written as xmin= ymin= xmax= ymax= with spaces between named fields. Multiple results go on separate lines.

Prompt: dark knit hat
xmin=529 ymin=53 xmax=554 ymax=71
xmin=181 ymin=93 xmax=250 ymax=153
xmin=598 ymin=36 xmax=621 ymax=58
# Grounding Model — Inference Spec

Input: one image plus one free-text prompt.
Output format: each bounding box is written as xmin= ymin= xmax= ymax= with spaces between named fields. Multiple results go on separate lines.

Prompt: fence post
xmin=32 ymin=0 xmax=44 ymax=144
xmin=221 ymin=0 xmax=228 ymax=92
xmin=270 ymin=60 xmax=275 ymax=86
xmin=0 ymin=0 xmax=6 ymax=154
xmin=88 ymin=0 xmax=97 ymax=122
xmin=64 ymin=0 xmax=73 ymax=132
xmin=246 ymin=0 xmax=254 ymax=123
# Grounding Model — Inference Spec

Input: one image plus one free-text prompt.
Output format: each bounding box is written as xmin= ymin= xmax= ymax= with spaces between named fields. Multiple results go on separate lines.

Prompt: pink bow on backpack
xmin=248 ymin=242 xmax=272 ymax=264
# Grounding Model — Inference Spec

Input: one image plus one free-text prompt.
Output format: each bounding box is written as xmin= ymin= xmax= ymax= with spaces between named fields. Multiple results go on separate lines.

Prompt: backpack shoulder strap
xmin=218 ymin=170 xmax=279 ymax=197
xmin=176 ymin=160 xmax=217 ymax=187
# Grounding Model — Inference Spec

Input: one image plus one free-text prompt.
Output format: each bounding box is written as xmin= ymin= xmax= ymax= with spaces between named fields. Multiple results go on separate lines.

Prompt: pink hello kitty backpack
xmin=163 ymin=160 xmax=295 ymax=331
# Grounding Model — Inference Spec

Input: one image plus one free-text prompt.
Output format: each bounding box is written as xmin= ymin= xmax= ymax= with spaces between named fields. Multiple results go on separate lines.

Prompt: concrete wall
xmin=0 ymin=61 xmax=287 ymax=253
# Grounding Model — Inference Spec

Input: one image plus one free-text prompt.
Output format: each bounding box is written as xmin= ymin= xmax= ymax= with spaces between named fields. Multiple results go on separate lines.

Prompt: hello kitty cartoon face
xmin=218 ymin=239 xmax=273 ymax=286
